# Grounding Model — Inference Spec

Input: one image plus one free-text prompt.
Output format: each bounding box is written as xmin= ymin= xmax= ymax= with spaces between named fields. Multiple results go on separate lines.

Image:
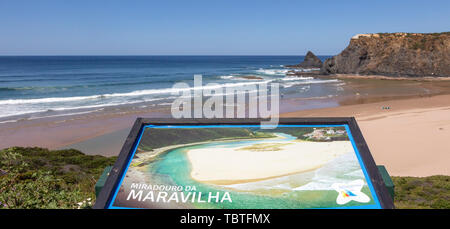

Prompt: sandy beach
xmin=282 ymin=93 xmax=450 ymax=177
xmin=187 ymin=140 xmax=353 ymax=185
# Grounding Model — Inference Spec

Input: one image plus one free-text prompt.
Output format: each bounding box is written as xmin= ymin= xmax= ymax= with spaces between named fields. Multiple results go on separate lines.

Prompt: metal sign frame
xmin=94 ymin=118 xmax=394 ymax=209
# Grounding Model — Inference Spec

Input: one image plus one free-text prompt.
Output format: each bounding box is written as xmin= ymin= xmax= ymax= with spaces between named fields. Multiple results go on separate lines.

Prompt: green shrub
xmin=392 ymin=176 xmax=450 ymax=209
xmin=0 ymin=147 xmax=116 ymax=209
xmin=1 ymin=147 xmax=448 ymax=209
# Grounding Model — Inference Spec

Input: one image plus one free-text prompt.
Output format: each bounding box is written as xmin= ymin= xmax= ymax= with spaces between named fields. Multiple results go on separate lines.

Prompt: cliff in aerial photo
xmin=321 ymin=32 xmax=450 ymax=77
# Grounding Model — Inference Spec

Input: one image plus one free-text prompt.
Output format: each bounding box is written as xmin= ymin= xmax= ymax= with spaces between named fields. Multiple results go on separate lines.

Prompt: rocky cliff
xmin=287 ymin=51 xmax=322 ymax=68
xmin=321 ymin=32 xmax=450 ymax=77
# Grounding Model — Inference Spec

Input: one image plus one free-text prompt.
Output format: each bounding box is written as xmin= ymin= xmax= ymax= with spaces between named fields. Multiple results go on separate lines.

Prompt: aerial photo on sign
xmin=110 ymin=125 xmax=380 ymax=209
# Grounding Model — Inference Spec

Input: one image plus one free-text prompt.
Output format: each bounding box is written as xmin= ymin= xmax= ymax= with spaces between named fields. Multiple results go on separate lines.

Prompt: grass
xmin=0 ymin=147 xmax=448 ymax=209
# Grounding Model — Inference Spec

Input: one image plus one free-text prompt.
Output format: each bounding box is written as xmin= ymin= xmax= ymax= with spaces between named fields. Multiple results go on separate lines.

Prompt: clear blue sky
xmin=0 ymin=0 xmax=449 ymax=55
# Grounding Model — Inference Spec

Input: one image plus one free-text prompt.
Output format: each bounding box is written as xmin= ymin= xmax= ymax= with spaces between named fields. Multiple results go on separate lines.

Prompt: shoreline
xmin=0 ymin=76 xmax=449 ymax=176
xmin=323 ymin=74 xmax=450 ymax=82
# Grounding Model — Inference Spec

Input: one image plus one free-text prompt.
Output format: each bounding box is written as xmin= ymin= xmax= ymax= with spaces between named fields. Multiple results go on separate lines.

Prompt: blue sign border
xmin=108 ymin=124 xmax=382 ymax=209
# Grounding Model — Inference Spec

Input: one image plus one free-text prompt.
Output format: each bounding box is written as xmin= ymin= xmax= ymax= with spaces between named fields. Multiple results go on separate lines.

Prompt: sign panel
xmin=94 ymin=118 xmax=394 ymax=209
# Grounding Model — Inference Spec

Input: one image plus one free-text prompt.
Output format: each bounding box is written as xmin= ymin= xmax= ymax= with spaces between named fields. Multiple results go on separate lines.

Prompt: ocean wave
xmin=219 ymin=74 xmax=268 ymax=81
xmin=0 ymin=87 xmax=37 ymax=91
xmin=294 ymin=68 xmax=320 ymax=72
xmin=0 ymin=78 xmax=71 ymax=83
xmin=282 ymin=79 xmax=339 ymax=88
xmin=0 ymin=96 xmax=172 ymax=119
xmin=293 ymin=153 xmax=364 ymax=191
xmin=157 ymin=102 xmax=173 ymax=106
xmin=255 ymin=68 xmax=289 ymax=76
xmin=219 ymin=75 xmax=234 ymax=79
xmin=0 ymin=76 xmax=163 ymax=83
xmin=0 ymin=80 xmax=274 ymax=105
xmin=279 ymin=76 xmax=314 ymax=81
xmin=0 ymin=71 xmax=168 ymax=80
xmin=0 ymin=80 xmax=174 ymax=92
xmin=0 ymin=109 xmax=48 ymax=120
xmin=0 ymin=119 xmax=21 ymax=124
xmin=0 ymin=95 xmax=101 ymax=105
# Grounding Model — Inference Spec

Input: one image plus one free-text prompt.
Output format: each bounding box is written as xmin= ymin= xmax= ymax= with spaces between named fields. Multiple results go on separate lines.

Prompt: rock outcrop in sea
xmin=321 ymin=32 xmax=450 ymax=77
xmin=287 ymin=51 xmax=323 ymax=68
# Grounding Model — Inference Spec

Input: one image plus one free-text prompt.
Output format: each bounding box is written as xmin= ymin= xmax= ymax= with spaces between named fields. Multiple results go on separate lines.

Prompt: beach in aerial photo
xmin=111 ymin=126 xmax=378 ymax=209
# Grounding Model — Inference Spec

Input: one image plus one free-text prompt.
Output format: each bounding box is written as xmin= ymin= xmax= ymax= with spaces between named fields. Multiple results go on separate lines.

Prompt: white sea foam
xmin=0 ymin=119 xmax=20 ymax=124
xmin=0 ymin=79 xmax=278 ymax=119
xmin=0 ymin=69 xmax=342 ymax=120
xmin=255 ymin=68 xmax=289 ymax=76
xmin=280 ymin=76 xmax=314 ymax=81
xmin=219 ymin=75 xmax=234 ymax=79
xmin=302 ymin=68 xmax=320 ymax=72
xmin=0 ymin=80 xmax=274 ymax=106
xmin=282 ymin=79 xmax=339 ymax=88
xmin=293 ymin=153 xmax=365 ymax=191
xmin=0 ymin=97 xmax=171 ymax=119
xmin=219 ymin=75 xmax=264 ymax=81
xmin=288 ymin=68 xmax=321 ymax=73
xmin=0 ymin=95 xmax=100 ymax=105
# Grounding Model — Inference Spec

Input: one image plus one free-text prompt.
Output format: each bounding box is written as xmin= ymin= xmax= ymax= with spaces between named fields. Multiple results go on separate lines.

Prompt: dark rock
xmin=287 ymin=51 xmax=323 ymax=68
xmin=321 ymin=32 xmax=450 ymax=77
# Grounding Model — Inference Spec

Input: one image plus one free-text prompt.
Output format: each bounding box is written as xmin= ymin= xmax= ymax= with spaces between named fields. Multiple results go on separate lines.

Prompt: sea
xmin=0 ymin=56 xmax=343 ymax=123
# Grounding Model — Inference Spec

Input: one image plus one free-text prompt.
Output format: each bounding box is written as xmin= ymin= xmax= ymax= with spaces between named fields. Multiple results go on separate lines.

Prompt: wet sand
xmin=0 ymin=106 xmax=171 ymax=155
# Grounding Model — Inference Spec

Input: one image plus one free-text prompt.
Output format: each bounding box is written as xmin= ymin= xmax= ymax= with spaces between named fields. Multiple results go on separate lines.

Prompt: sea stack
xmin=287 ymin=51 xmax=323 ymax=68
xmin=321 ymin=32 xmax=450 ymax=77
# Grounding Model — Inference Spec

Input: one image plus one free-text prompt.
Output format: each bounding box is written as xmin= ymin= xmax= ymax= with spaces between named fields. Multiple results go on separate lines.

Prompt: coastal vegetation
xmin=392 ymin=175 xmax=450 ymax=209
xmin=0 ymin=147 xmax=116 ymax=209
xmin=258 ymin=127 xmax=349 ymax=142
xmin=0 ymin=147 xmax=448 ymax=209
xmin=138 ymin=128 xmax=274 ymax=151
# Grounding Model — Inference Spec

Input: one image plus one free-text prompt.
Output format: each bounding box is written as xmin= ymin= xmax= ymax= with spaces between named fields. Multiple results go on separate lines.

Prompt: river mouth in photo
xmin=131 ymin=131 xmax=376 ymax=209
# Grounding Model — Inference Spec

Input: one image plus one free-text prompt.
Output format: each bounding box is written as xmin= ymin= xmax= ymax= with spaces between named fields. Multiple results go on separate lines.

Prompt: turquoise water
xmin=148 ymin=133 xmax=376 ymax=209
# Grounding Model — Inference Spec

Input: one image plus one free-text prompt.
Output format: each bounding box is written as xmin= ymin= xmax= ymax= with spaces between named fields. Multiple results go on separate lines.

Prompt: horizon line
xmin=0 ymin=54 xmax=334 ymax=57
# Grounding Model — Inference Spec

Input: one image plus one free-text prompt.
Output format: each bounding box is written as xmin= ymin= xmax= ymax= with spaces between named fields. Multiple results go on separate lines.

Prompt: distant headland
xmin=290 ymin=32 xmax=450 ymax=77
